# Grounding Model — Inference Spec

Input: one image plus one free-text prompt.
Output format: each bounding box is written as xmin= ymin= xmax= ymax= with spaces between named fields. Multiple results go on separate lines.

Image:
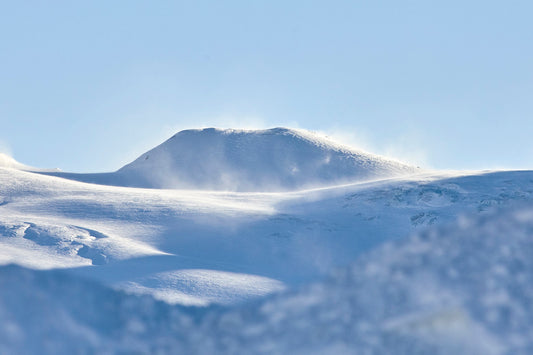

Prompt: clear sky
xmin=1 ymin=1 xmax=532 ymax=172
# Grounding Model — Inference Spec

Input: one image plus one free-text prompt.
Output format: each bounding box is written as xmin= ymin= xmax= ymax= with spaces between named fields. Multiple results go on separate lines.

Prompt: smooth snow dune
xmin=43 ymin=128 xmax=419 ymax=191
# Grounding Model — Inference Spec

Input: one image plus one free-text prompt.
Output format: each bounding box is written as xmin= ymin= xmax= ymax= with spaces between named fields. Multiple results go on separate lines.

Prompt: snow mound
xmin=2 ymin=204 xmax=533 ymax=354
xmin=114 ymin=128 xmax=418 ymax=191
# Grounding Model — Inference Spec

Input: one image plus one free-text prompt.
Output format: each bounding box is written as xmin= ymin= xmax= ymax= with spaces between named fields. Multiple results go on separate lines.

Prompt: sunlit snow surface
xmin=1 ymin=202 xmax=533 ymax=354
xmin=1 ymin=166 xmax=533 ymax=307
xmin=1 ymin=128 xmax=533 ymax=353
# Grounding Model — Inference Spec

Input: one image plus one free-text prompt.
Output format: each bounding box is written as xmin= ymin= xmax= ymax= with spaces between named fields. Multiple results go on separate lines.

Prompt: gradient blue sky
xmin=1 ymin=1 xmax=532 ymax=172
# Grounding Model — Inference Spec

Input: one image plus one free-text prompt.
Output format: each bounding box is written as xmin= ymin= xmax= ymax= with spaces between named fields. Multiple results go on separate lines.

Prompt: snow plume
xmin=0 ymin=139 xmax=12 ymax=157
xmin=0 ymin=141 xmax=18 ymax=168
xmin=322 ymin=126 xmax=429 ymax=169
xmin=0 ymin=153 xmax=25 ymax=169
xmin=0 ymin=153 xmax=60 ymax=172
xmin=382 ymin=130 xmax=430 ymax=168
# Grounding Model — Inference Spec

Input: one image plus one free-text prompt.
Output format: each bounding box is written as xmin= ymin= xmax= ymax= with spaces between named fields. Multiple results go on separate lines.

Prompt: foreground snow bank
xmin=229 ymin=206 xmax=533 ymax=354
xmin=2 ymin=203 xmax=533 ymax=354
xmin=0 ymin=264 xmax=200 ymax=354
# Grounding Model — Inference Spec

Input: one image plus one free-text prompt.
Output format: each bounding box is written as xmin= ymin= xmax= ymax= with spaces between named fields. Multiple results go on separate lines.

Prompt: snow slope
xmin=2 ymin=204 xmax=533 ymax=354
xmin=42 ymin=128 xmax=418 ymax=191
xmin=1 ymin=165 xmax=533 ymax=305
xmin=195 ymin=204 xmax=533 ymax=354
xmin=2 ymin=129 xmax=533 ymax=353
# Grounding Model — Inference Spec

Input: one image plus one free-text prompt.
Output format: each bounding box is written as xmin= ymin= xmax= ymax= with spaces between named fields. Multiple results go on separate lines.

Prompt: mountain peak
xmin=171 ymin=127 xmax=297 ymax=138
xmin=115 ymin=127 xmax=418 ymax=191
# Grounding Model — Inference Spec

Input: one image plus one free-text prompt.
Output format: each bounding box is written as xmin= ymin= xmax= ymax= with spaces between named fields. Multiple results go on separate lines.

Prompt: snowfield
xmin=3 ymin=165 xmax=533 ymax=306
xmin=1 ymin=127 xmax=533 ymax=353
xmin=2 ymin=204 xmax=533 ymax=354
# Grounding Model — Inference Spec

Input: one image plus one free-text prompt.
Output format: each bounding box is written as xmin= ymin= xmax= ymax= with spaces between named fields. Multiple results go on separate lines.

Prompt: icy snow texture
xmin=43 ymin=128 xmax=418 ymax=191
xmin=1 ymin=205 xmax=533 ymax=354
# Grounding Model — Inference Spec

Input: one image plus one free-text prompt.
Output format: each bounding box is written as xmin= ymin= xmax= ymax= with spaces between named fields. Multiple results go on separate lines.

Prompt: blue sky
xmin=1 ymin=1 xmax=532 ymax=172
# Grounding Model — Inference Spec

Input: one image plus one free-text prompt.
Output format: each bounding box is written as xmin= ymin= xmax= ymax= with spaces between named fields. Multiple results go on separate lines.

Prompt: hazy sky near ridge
xmin=1 ymin=1 xmax=532 ymax=172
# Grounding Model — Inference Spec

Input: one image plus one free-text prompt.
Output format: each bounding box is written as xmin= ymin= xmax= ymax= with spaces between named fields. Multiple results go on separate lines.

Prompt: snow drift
xmin=44 ymin=128 xmax=418 ymax=191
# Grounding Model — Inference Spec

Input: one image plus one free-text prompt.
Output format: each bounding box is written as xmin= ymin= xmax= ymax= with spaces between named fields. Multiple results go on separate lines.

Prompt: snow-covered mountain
xmin=1 ymin=128 xmax=533 ymax=353
xmin=43 ymin=128 xmax=418 ymax=191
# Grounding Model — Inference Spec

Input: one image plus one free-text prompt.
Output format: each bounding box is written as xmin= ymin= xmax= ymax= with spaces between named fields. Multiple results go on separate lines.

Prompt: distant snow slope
xmin=2 ymin=204 xmax=533 ymax=354
xmin=2 ymin=166 xmax=533 ymax=306
xmin=42 ymin=128 xmax=418 ymax=191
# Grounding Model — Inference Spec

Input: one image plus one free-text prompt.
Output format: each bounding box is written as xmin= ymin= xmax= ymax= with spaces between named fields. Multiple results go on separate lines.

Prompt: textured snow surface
xmin=2 ymin=166 xmax=533 ymax=306
xmin=1 ymin=205 xmax=533 ymax=354
xmin=2 ymin=129 xmax=533 ymax=353
xmin=43 ymin=128 xmax=418 ymax=191
xmin=230 ymin=206 xmax=533 ymax=355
